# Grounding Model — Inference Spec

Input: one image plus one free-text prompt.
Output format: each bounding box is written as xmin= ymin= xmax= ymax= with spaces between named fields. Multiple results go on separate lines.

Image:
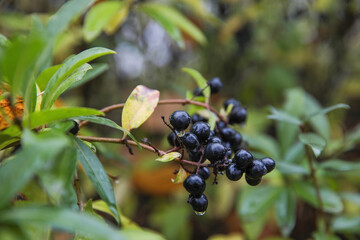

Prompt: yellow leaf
xmin=104 ymin=3 xmax=129 ymax=34
xmin=171 ymin=166 xmax=187 ymax=184
xmin=155 ymin=152 xmax=181 ymax=162
xmin=122 ymin=85 xmax=160 ymax=131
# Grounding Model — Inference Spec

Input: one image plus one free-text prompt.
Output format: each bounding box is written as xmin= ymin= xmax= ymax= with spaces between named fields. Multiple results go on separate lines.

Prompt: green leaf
xmin=238 ymin=186 xmax=281 ymax=221
xmin=23 ymin=107 xmax=104 ymax=129
xmin=283 ymin=142 xmax=305 ymax=163
xmin=268 ymin=107 xmax=302 ymax=125
xmin=0 ymin=126 xmax=21 ymax=150
xmin=304 ymin=103 xmax=350 ymax=122
xmin=41 ymin=47 xmax=115 ymax=110
xmin=122 ymin=85 xmax=160 ymax=132
xmin=138 ymin=3 xmax=206 ymax=45
xmin=305 ymin=93 xmax=330 ymax=140
xmin=46 ymin=0 xmax=95 ymax=39
xmin=138 ymin=4 xmax=184 ymax=48
xmin=36 ymin=64 xmax=62 ymax=91
xmin=84 ymin=1 xmax=124 ymax=42
xmin=73 ymin=137 xmax=120 ymax=224
xmin=0 ymin=206 xmax=125 ymax=240
xmin=313 ymin=232 xmax=341 ymax=240
xmin=208 ymin=112 xmax=217 ymax=131
xmin=73 ymin=115 xmax=141 ymax=150
xmin=243 ymin=133 xmax=280 ymax=160
xmin=0 ymin=129 xmax=69 ymax=209
xmin=276 ymin=161 xmax=309 ymax=175
xmin=155 ymin=152 xmax=181 ymax=162
xmin=0 ymin=34 xmax=9 ymax=48
xmin=46 ymin=63 xmax=92 ymax=108
xmin=332 ymin=216 xmax=360 ymax=233
xmin=275 ymin=188 xmax=296 ymax=237
xmin=37 ymin=147 xmax=78 ymax=208
xmin=320 ymin=159 xmax=360 ymax=172
xmin=299 ymin=133 xmax=326 ymax=157
xmin=182 ymin=68 xmax=210 ymax=100
xmin=292 ymin=182 xmax=343 ymax=213
xmin=69 ymin=63 xmax=109 ymax=89
xmin=122 ymin=229 xmax=166 ymax=240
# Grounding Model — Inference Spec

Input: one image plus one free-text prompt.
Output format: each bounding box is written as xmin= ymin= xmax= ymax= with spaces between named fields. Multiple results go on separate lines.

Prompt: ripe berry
xmin=197 ymin=167 xmax=210 ymax=180
xmin=216 ymin=121 xmax=227 ymax=131
xmin=182 ymin=132 xmax=200 ymax=150
xmin=230 ymin=132 xmax=243 ymax=150
xmin=261 ymin=157 xmax=275 ymax=173
xmin=69 ymin=120 xmax=79 ymax=135
xmin=205 ymin=143 xmax=226 ymax=163
xmin=207 ymin=136 xmax=222 ymax=144
xmin=188 ymin=194 xmax=208 ymax=212
xmin=233 ymin=149 xmax=253 ymax=169
xmin=188 ymin=150 xmax=202 ymax=162
xmin=246 ymin=160 xmax=267 ymax=179
xmin=167 ymin=132 xmax=180 ymax=147
xmin=169 ymin=111 xmax=191 ymax=131
xmin=191 ymin=121 xmax=211 ymax=143
xmin=193 ymin=87 xmax=204 ymax=97
xmin=245 ymin=175 xmax=261 ymax=186
xmin=223 ymin=98 xmax=240 ymax=111
xmin=228 ymin=107 xmax=247 ymax=125
xmin=220 ymin=127 xmax=236 ymax=142
xmin=192 ymin=114 xmax=207 ymax=124
xmin=208 ymin=77 xmax=222 ymax=94
xmin=183 ymin=174 xmax=206 ymax=195
xmin=226 ymin=163 xmax=244 ymax=181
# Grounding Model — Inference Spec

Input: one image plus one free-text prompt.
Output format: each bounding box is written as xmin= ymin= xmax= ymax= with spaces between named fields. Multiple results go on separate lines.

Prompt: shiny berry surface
xmin=246 ymin=159 xmax=267 ymax=179
xmin=183 ymin=174 xmax=206 ymax=195
xmin=220 ymin=127 xmax=236 ymax=142
xmin=208 ymin=77 xmax=223 ymax=94
xmin=167 ymin=132 xmax=180 ymax=147
xmin=182 ymin=132 xmax=200 ymax=150
xmin=245 ymin=175 xmax=262 ymax=186
xmin=197 ymin=167 xmax=210 ymax=180
xmin=228 ymin=107 xmax=247 ymax=125
xmin=205 ymin=143 xmax=226 ymax=163
xmin=261 ymin=157 xmax=276 ymax=173
xmin=169 ymin=111 xmax=191 ymax=131
xmin=223 ymin=98 xmax=241 ymax=110
xmin=226 ymin=163 xmax=244 ymax=181
xmin=188 ymin=194 xmax=208 ymax=212
xmin=190 ymin=121 xmax=211 ymax=143
xmin=233 ymin=149 xmax=253 ymax=169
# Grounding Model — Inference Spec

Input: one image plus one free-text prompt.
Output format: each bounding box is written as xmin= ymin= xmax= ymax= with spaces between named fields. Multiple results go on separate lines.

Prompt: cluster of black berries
xmin=166 ymin=79 xmax=275 ymax=214
xmin=193 ymin=77 xmax=223 ymax=96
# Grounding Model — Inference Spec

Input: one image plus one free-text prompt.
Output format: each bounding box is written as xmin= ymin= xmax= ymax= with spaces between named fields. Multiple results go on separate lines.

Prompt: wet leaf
xmin=182 ymin=68 xmax=210 ymax=100
xmin=156 ymin=152 xmax=181 ymax=162
xmin=171 ymin=166 xmax=187 ymax=184
xmin=122 ymin=85 xmax=160 ymax=132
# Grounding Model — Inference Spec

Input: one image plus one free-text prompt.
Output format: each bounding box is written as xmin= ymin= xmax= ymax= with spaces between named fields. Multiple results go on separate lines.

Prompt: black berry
xmin=188 ymin=194 xmax=208 ymax=212
xmin=230 ymin=132 xmax=243 ymax=150
xmin=205 ymin=143 xmax=226 ymax=163
xmin=191 ymin=121 xmax=211 ymax=143
xmin=167 ymin=132 xmax=180 ymax=147
xmin=69 ymin=121 xmax=80 ymax=135
xmin=233 ymin=149 xmax=253 ymax=169
xmin=193 ymin=87 xmax=204 ymax=97
xmin=220 ymin=127 xmax=236 ymax=142
xmin=228 ymin=107 xmax=247 ymax=125
xmin=192 ymin=114 xmax=207 ymax=124
xmin=183 ymin=174 xmax=206 ymax=195
xmin=224 ymin=98 xmax=240 ymax=111
xmin=226 ymin=163 xmax=244 ymax=181
xmin=216 ymin=121 xmax=227 ymax=131
xmin=188 ymin=150 xmax=202 ymax=162
xmin=245 ymin=175 xmax=261 ymax=186
xmin=182 ymin=132 xmax=200 ymax=150
xmin=208 ymin=77 xmax=222 ymax=94
xmin=261 ymin=157 xmax=275 ymax=173
xmin=197 ymin=167 xmax=210 ymax=180
xmin=246 ymin=159 xmax=267 ymax=179
xmin=207 ymin=136 xmax=222 ymax=144
xmin=169 ymin=111 xmax=191 ymax=131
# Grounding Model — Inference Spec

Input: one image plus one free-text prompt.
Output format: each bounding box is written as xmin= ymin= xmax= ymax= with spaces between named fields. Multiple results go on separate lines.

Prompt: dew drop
xmin=114 ymin=180 xmax=119 ymax=184
xmin=176 ymin=130 xmax=185 ymax=137
xmin=218 ymin=171 xmax=225 ymax=175
xmin=194 ymin=211 xmax=206 ymax=216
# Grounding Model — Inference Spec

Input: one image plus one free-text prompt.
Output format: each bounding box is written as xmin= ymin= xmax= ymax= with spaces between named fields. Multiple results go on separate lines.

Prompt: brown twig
xmin=73 ymin=170 xmax=84 ymax=211
xmin=79 ymin=99 xmax=227 ymax=128
xmin=300 ymin=125 xmax=329 ymax=233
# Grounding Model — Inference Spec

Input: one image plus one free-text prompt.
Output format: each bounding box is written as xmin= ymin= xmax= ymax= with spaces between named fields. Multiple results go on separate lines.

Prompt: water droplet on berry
xmin=194 ymin=211 xmax=206 ymax=216
xmin=176 ymin=130 xmax=186 ymax=137
xmin=114 ymin=180 xmax=119 ymax=184
xmin=218 ymin=171 xmax=225 ymax=175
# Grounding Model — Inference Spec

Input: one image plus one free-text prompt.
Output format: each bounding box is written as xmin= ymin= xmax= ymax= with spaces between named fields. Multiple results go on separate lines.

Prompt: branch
xmin=73 ymin=170 xmax=83 ymax=211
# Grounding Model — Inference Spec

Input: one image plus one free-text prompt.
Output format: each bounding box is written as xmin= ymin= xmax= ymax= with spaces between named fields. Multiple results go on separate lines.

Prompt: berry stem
xmin=79 ymin=99 xmax=227 ymax=128
xmin=300 ymin=125 xmax=329 ymax=233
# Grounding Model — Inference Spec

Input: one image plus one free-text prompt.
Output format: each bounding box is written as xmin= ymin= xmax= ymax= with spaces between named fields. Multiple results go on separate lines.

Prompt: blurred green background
xmin=1 ymin=0 xmax=360 ymax=239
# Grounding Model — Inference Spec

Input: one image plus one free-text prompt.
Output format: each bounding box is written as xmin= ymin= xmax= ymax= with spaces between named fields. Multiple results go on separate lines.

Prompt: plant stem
xmin=73 ymin=170 xmax=84 ymax=211
xmin=79 ymin=99 xmax=227 ymax=127
xmin=301 ymin=126 xmax=329 ymax=233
